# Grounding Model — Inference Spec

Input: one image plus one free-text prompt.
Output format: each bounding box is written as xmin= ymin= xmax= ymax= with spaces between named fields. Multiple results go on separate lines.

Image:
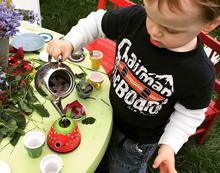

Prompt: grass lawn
xmin=40 ymin=0 xmax=220 ymax=172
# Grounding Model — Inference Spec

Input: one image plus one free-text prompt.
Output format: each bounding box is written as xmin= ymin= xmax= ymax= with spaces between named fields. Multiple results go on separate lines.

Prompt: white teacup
xmin=23 ymin=130 xmax=45 ymax=158
xmin=0 ymin=160 xmax=11 ymax=173
xmin=88 ymin=71 xmax=104 ymax=89
xmin=40 ymin=154 xmax=63 ymax=173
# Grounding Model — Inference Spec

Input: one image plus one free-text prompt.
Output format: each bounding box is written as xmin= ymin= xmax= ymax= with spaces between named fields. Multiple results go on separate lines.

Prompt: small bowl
xmin=68 ymin=48 xmax=85 ymax=62
xmin=76 ymin=81 xmax=93 ymax=99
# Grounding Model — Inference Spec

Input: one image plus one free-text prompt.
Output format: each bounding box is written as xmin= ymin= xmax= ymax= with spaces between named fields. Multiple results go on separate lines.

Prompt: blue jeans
xmin=96 ymin=127 xmax=158 ymax=173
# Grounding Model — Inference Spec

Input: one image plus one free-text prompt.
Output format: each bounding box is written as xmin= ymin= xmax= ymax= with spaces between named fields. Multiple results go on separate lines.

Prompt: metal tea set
xmin=35 ymin=55 xmax=81 ymax=153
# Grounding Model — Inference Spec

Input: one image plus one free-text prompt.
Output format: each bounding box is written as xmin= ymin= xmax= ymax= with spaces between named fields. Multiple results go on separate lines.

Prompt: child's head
xmin=146 ymin=0 xmax=220 ymax=22
xmin=194 ymin=0 xmax=220 ymax=23
xmin=143 ymin=0 xmax=220 ymax=50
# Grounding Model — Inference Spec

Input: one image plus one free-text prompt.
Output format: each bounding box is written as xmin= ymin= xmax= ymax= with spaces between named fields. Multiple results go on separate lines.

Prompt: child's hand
xmin=153 ymin=144 xmax=177 ymax=173
xmin=47 ymin=39 xmax=73 ymax=61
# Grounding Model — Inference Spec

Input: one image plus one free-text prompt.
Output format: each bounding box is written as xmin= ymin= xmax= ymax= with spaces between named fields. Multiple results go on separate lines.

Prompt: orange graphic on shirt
xmin=118 ymin=61 xmax=165 ymax=102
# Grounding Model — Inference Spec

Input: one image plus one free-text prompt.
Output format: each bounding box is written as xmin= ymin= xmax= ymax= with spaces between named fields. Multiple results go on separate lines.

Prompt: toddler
xmin=48 ymin=0 xmax=220 ymax=172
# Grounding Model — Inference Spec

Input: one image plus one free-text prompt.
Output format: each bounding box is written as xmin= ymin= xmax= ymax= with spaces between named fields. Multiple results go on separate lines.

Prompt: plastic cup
xmin=23 ymin=130 xmax=45 ymax=158
xmin=90 ymin=50 xmax=103 ymax=70
xmin=88 ymin=71 xmax=104 ymax=89
xmin=40 ymin=154 xmax=63 ymax=173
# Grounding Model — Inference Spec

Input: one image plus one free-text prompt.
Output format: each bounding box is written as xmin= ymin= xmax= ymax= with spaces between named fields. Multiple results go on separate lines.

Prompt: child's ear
xmin=203 ymin=17 xmax=220 ymax=33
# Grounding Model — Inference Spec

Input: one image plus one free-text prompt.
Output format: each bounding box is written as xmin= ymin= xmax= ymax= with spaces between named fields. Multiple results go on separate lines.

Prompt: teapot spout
xmin=51 ymin=98 xmax=66 ymax=120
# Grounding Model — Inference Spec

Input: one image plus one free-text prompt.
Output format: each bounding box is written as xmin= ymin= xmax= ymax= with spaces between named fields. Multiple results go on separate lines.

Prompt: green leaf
xmin=10 ymin=132 xmax=21 ymax=146
xmin=7 ymin=119 xmax=17 ymax=130
xmin=0 ymin=126 xmax=10 ymax=136
xmin=33 ymin=104 xmax=50 ymax=117
xmin=4 ymin=105 xmax=20 ymax=114
xmin=12 ymin=114 xmax=26 ymax=129
xmin=82 ymin=117 xmax=96 ymax=125
xmin=75 ymin=72 xmax=87 ymax=79
xmin=26 ymin=87 xmax=38 ymax=104
xmin=19 ymin=100 xmax=33 ymax=114
xmin=15 ymin=75 xmax=22 ymax=81
xmin=66 ymin=108 xmax=72 ymax=118
xmin=0 ymin=135 xmax=3 ymax=144
xmin=15 ymin=128 xmax=25 ymax=135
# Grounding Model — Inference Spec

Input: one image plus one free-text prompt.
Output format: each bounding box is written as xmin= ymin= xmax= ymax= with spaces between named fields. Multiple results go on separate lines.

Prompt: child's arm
xmin=63 ymin=9 xmax=106 ymax=53
xmin=159 ymin=102 xmax=206 ymax=153
xmin=152 ymin=102 xmax=206 ymax=172
xmin=153 ymin=144 xmax=177 ymax=173
xmin=48 ymin=9 xmax=106 ymax=60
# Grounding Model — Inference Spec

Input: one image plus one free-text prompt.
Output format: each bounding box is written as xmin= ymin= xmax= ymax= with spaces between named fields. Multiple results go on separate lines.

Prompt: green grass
xmin=40 ymin=0 xmax=98 ymax=35
xmin=40 ymin=0 xmax=220 ymax=172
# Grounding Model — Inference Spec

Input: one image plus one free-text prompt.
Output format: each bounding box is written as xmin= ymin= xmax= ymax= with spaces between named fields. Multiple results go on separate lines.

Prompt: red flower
xmin=19 ymin=79 xmax=27 ymax=89
xmin=24 ymin=64 xmax=33 ymax=70
xmin=14 ymin=47 xmax=24 ymax=60
xmin=7 ymin=47 xmax=33 ymax=76
xmin=8 ymin=56 xmax=19 ymax=66
xmin=9 ymin=46 xmax=16 ymax=53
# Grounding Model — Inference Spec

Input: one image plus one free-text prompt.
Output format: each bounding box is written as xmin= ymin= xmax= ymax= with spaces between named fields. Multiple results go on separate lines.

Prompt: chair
xmin=12 ymin=0 xmax=42 ymax=26
xmin=85 ymin=0 xmax=135 ymax=76
xmin=192 ymin=32 xmax=220 ymax=144
xmin=87 ymin=0 xmax=220 ymax=144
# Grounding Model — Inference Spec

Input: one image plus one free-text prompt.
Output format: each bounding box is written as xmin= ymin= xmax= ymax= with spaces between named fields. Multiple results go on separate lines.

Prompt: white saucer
xmin=39 ymin=51 xmax=56 ymax=62
xmin=0 ymin=160 xmax=11 ymax=173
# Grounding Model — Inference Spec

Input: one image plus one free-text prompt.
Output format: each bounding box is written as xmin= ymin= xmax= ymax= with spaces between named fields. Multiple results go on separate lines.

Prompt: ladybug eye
xmin=55 ymin=142 xmax=61 ymax=148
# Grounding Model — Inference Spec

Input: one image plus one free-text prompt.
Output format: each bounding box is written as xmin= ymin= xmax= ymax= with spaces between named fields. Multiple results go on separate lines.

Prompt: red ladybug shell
xmin=47 ymin=124 xmax=81 ymax=153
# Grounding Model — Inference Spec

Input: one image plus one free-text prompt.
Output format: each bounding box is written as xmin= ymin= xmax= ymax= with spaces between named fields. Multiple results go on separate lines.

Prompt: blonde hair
xmin=146 ymin=0 xmax=220 ymax=22
xmin=198 ymin=0 xmax=220 ymax=22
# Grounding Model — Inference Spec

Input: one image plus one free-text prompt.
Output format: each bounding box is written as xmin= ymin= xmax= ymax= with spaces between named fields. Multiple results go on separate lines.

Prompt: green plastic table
xmin=0 ymin=23 xmax=113 ymax=173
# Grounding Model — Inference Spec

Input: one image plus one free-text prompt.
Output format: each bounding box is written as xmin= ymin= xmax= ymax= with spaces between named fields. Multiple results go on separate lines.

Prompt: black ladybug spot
xmin=55 ymin=142 xmax=61 ymax=148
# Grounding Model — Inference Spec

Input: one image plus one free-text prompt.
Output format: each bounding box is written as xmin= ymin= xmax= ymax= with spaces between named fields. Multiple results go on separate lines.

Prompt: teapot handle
xmin=48 ymin=55 xmax=63 ymax=66
xmin=48 ymin=55 xmax=52 ymax=62
xmin=58 ymin=56 xmax=63 ymax=66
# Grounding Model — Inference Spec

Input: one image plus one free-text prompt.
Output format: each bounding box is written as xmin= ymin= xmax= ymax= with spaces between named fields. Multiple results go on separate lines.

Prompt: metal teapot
xmin=35 ymin=56 xmax=75 ymax=120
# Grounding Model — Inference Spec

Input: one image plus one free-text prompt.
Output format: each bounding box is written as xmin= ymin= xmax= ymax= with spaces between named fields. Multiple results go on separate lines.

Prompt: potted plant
xmin=0 ymin=0 xmax=39 ymax=69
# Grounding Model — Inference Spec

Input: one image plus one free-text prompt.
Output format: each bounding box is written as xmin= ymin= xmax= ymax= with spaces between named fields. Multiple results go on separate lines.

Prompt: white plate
xmin=0 ymin=160 xmax=11 ymax=173
xmin=11 ymin=33 xmax=44 ymax=52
